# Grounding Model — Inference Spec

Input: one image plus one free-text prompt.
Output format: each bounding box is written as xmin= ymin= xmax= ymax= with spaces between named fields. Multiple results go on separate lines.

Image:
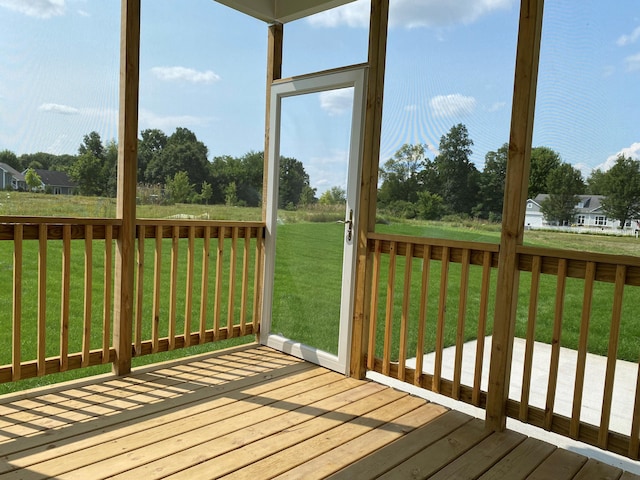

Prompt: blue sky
xmin=0 ymin=0 xmax=638 ymax=194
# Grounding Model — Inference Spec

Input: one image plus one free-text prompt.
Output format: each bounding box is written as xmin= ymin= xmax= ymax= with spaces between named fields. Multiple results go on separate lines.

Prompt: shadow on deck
xmin=0 ymin=344 xmax=638 ymax=479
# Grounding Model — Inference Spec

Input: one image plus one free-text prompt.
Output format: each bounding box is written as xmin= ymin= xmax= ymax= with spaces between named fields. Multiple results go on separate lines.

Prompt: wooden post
xmin=113 ymin=0 xmax=140 ymax=376
xmin=485 ymin=0 xmax=544 ymax=430
xmin=262 ymin=23 xmax=283 ymax=221
xmin=258 ymin=23 xmax=283 ymax=342
xmin=349 ymin=0 xmax=389 ymax=379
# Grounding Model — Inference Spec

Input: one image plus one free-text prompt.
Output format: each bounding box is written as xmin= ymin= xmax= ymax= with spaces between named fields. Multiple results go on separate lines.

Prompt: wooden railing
xmin=0 ymin=217 xmax=264 ymax=384
xmin=365 ymin=232 xmax=640 ymax=460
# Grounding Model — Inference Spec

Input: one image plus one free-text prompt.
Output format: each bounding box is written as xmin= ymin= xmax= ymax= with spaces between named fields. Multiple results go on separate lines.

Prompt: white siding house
xmin=524 ymin=194 xmax=640 ymax=232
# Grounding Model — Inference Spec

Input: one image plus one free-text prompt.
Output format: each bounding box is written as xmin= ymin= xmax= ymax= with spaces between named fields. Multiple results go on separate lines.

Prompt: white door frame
xmin=261 ymin=65 xmax=368 ymax=374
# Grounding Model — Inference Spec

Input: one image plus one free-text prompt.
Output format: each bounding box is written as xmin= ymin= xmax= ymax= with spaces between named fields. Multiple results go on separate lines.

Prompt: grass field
xmin=1 ymin=192 xmax=639 ymax=394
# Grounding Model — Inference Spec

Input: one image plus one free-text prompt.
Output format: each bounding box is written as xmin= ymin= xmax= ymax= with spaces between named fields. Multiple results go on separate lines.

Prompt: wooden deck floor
xmin=1 ymin=344 xmax=638 ymax=479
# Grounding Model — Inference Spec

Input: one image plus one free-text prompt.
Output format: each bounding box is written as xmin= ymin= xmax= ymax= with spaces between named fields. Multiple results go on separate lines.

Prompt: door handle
xmin=337 ymin=209 xmax=354 ymax=241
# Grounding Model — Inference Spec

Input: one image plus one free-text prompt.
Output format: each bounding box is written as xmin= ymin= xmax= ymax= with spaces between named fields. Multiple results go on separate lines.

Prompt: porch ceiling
xmin=213 ymin=0 xmax=356 ymax=23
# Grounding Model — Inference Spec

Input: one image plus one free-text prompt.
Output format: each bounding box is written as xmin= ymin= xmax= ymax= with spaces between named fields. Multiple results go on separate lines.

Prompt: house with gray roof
xmin=525 ymin=194 xmax=639 ymax=231
xmin=0 ymin=162 xmax=26 ymax=190
xmin=25 ymin=169 xmax=77 ymax=195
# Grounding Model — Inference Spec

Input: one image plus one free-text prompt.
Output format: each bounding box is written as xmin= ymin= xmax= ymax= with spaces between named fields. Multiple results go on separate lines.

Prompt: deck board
xmin=0 ymin=344 xmax=637 ymax=479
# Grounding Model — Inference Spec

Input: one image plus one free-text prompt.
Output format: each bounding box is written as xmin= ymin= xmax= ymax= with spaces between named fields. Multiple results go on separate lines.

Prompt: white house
xmin=525 ymin=194 xmax=639 ymax=231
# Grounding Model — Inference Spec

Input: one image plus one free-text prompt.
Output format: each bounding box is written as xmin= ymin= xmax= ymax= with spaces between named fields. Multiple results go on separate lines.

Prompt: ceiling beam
xmin=214 ymin=0 xmax=356 ymax=23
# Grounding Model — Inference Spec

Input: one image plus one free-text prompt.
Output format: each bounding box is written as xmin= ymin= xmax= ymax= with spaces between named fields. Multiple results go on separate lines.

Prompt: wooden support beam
xmin=113 ymin=0 xmax=140 ymax=375
xmin=262 ymin=23 xmax=283 ymax=221
xmin=349 ymin=0 xmax=389 ymax=379
xmin=485 ymin=0 xmax=544 ymax=430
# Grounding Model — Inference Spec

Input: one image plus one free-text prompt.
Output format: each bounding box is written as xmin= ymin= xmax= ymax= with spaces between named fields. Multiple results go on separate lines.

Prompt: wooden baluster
xmin=199 ymin=225 xmax=211 ymax=343
xmin=227 ymin=226 xmax=238 ymax=337
xmin=184 ymin=225 xmax=195 ymax=347
xmin=82 ymin=224 xmax=93 ymax=368
xmin=414 ymin=245 xmax=431 ymax=387
xmin=252 ymin=226 xmax=264 ymax=333
xmin=152 ymin=225 xmax=162 ymax=353
xmin=240 ymin=226 xmax=251 ymax=335
xmin=398 ymin=243 xmax=413 ymax=380
xmin=60 ymin=224 xmax=71 ymax=372
xmin=544 ymin=258 xmax=567 ymax=430
xmin=382 ymin=241 xmax=396 ymax=376
xmin=12 ymin=224 xmax=23 ymax=381
xmin=214 ymin=226 xmax=225 ymax=339
xmin=37 ymin=223 xmax=47 ymax=375
xmin=103 ymin=224 xmax=113 ymax=363
xmin=433 ymin=246 xmax=450 ymax=393
xmin=168 ymin=225 xmax=179 ymax=350
xmin=453 ymin=248 xmax=471 ymax=400
xmin=367 ymin=239 xmax=382 ymax=370
xmin=521 ymin=255 xmax=541 ymax=421
xmin=570 ymin=261 xmax=595 ymax=438
xmin=473 ymin=250 xmax=492 ymax=406
xmin=599 ymin=264 xmax=626 ymax=448
xmin=134 ymin=224 xmax=144 ymax=356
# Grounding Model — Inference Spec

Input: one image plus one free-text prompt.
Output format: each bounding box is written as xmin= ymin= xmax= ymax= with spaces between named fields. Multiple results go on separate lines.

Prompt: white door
xmin=262 ymin=66 xmax=367 ymax=374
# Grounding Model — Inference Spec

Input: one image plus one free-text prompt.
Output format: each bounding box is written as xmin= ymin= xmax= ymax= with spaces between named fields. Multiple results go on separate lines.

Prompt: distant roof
xmin=214 ymin=0 xmax=356 ymax=23
xmin=0 ymin=162 xmax=25 ymax=181
xmin=531 ymin=194 xmax=604 ymax=213
xmin=32 ymin=169 xmax=76 ymax=188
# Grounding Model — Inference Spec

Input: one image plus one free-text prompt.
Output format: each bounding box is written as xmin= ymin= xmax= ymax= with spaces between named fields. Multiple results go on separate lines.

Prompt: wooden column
xmin=113 ymin=0 xmax=140 ymax=375
xmin=486 ymin=0 xmax=544 ymax=430
xmin=262 ymin=23 xmax=283 ymax=220
xmin=349 ymin=0 xmax=389 ymax=379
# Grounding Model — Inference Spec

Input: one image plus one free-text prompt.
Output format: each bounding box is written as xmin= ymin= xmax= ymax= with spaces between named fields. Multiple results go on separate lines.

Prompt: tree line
xmin=2 ymin=123 xmax=639 ymax=227
xmin=377 ymin=123 xmax=640 ymax=228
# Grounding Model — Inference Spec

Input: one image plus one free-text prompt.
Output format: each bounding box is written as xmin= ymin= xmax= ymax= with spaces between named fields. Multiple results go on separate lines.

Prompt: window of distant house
xmin=595 ymin=216 xmax=607 ymax=226
xmin=527 ymin=203 xmax=532 ymax=208
xmin=577 ymin=215 xmax=585 ymax=225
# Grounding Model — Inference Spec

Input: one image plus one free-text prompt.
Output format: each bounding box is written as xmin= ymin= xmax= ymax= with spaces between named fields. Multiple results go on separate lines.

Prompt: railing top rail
xmin=368 ymin=231 xmax=500 ymax=253
xmin=0 ymin=216 xmax=122 ymax=226
xmin=136 ymin=218 xmax=266 ymax=228
xmin=518 ymin=244 xmax=640 ymax=268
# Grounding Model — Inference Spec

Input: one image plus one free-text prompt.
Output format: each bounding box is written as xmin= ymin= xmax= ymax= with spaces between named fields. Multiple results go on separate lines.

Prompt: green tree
xmin=529 ymin=146 xmax=562 ymax=198
xmin=540 ymin=163 xmax=585 ymax=225
xmin=600 ymin=155 xmax=640 ymax=229
xmin=225 ymin=181 xmax=238 ymax=206
xmin=79 ymin=131 xmax=105 ymax=160
xmin=586 ymin=168 xmax=607 ymax=195
xmin=200 ymin=180 xmax=213 ymax=205
xmin=0 ymin=150 xmax=21 ymax=171
xmin=102 ymin=139 xmax=118 ymax=197
xmin=319 ymin=186 xmax=346 ymax=205
xmin=475 ymin=142 xmax=508 ymax=220
xmin=145 ymin=128 xmax=209 ymax=190
xmin=378 ymin=143 xmax=428 ymax=205
xmin=138 ymin=129 xmax=168 ymax=183
xmin=279 ymin=156 xmax=310 ymax=209
xmin=417 ymin=191 xmax=445 ymax=220
xmin=166 ymin=171 xmax=194 ymax=204
xmin=24 ymin=167 xmax=42 ymax=192
xmin=69 ymin=152 xmax=104 ymax=196
xmin=431 ymin=124 xmax=479 ymax=215
xmin=298 ymin=185 xmax=317 ymax=206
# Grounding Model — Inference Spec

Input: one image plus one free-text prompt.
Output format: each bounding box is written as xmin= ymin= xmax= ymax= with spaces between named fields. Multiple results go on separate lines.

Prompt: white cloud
xmin=488 ymin=101 xmax=507 ymax=112
xmin=404 ymin=104 xmax=418 ymax=112
xmin=624 ymin=52 xmax=640 ymax=71
xmin=151 ymin=66 xmax=221 ymax=84
xmin=0 ymin=0 xmax=65 ymax=18
xmin=616 ymin=26 xmax=640 ymax=46
xmin=38 ymin=103 xmax=79 ymax=115
xmin=308 ymin=0 xmax=514 ymax=29
xmin=429 ymin=94 xmax=477 ymax=118
xmin=319 ymin=88 xmax=354 ymax=116
xmin=77 ymin=9 xmax=89 ymax=17
xmin=138 ymin=108 xmax=211 ymax=132
xmin=596 ymin=142 xmax=640 ymax=171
